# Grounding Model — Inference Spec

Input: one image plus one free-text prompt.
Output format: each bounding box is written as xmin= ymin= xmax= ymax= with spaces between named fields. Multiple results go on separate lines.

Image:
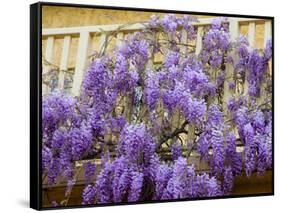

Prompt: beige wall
xmin=42 ymin=6 xmax=211 ymax=69
xmin=42 ymin=6 xmax=211 ymax=28
xmin=42 ymin=6 xmax=271 ymax=69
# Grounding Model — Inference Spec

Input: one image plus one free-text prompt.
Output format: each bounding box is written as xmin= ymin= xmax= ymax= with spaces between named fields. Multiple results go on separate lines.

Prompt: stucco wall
xmin=42 ymin=6 xmax=212 ymax=68
xmin=42 ymin=6 xmax=211 ymax=28
xmin=42 ymin=5 xmax=271 ymax=71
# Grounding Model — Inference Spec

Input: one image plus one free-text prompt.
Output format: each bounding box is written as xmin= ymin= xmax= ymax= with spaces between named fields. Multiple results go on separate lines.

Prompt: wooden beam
xmin=181 ymin=29 xmax=188 ymax=55
xmin=43 ymin=36 xmax=55 ymax=94
xmin=42 ymin=18 xmax=264 ymax=37
xmin=45 ymin=36 xmax=54 ymax=62
xmin=195 ymin=26 xmax=203 ymax=55
xmin=71 ymin=31 xmax=90 ymax=96
xmin=58 ymin=35 xmax=71 ymax=90
xmin=264 ymin=20 xmax=272 ymax=48
xmin=248 ymin=22 xmax=256 ymax=47
xmin=99 ymin=33 xmax=107 ymax=55
xmin=116 ymin=32 xmax=124 ymax=45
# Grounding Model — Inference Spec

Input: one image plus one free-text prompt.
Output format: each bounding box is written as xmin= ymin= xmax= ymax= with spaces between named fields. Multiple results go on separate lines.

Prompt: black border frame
xmin=30 ymin=1 xmax=274 ymax=210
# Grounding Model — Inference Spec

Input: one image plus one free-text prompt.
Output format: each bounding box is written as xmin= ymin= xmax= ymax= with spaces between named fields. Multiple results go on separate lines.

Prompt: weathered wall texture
xmin=42 ymin=6 xmax=211 ymax=28
xmin=42 ymin=6 xmax=211 ymax=68
xmin=42 ymin=6 xmax=271 ymax=73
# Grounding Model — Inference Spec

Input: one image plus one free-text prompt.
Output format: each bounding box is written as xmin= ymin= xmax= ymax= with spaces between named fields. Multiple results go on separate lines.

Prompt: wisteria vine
xmin=42 ymin=15 xmax=272 ymax=206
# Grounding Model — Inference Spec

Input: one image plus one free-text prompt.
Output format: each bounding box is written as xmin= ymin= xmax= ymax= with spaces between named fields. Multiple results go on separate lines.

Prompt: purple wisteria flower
xmin=243 ymin=123 xmax=256 ymax=177
xmin=201 ymin=17 xmax=231 ymax=69
xmin=171 ymin=141 xmax=182 ymax=160
xmin=42 ymin=14 xmax=272 ymax=206
xmin=84 ymin=161 xmax=96 ymax=184
xmin=154 ymin=164 xmax=172 ymax=200
xmin=144 ymin=70 xmax=161 ymax=111
xmin=164 ymin=50 xmax=180 ymax=68
xmin=223 ymin=167 xmax=234 ymax=194
xmin=118 ymin=123 xmax=156 ymax=164
xmin=162 ymin=14 xmax=178 ymax=33
xmin=128 ymin=171 xmax=144 ymax=202
xmin=82 ymin=184 xmax=95 ymax=205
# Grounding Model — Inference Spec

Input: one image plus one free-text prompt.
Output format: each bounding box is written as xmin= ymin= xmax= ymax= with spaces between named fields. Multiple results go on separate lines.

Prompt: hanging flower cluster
xmin=42 ymin=14 xmax=272 ymax=207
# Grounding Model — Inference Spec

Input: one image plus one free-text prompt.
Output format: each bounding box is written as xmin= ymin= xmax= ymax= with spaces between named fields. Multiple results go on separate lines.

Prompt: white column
xmin=195 ymin=26 xmax=203 ymax=55
xmin=58 ymin=35 xmax=71 ymax=90
xmin=44 ymin=36 xmax=55 ymax=94
xmin=71 ymin=31 xmax=90 ymax=96
xmin=248 ymin=22 xmax=256 ymax=48
xmin=264 ymin=20 xmax=272 ymax=47
xmin=181 ymin=29 xmax=188 ymax=56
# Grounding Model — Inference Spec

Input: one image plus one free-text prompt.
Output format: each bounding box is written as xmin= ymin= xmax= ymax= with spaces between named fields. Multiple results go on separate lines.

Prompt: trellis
xmin=42 ymin=17 xmax=272 ymax=97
